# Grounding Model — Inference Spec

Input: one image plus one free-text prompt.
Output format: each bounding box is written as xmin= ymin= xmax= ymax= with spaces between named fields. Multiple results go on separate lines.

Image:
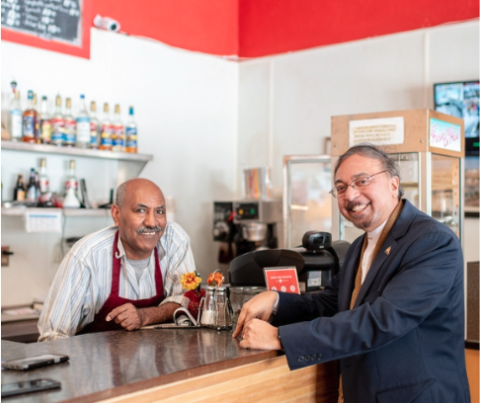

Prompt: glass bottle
xmin=64 ymin=159 xmax=78 ymax=194
xmin=39 ymin=96 xmax=52 ymax=144
xmin=125 ymin=106 xmax=138 ymax=153
xmin=9 ymin=90 xmax=22 ymax=141
xmin=99 ymin=102 xmax=112 ymax=151
xmin=26 ymin=168 xmax=37 ymax=202
xmin=13 ymin=173 xmax=26 ymax=201
xmin=63 ymin=97 xmax=76 ymax=147
xmin=89 ymin=101 xmax=100 ymax=149
xmin=38 ymin=158 xmax=49 ymax=194
xmin=22 ymin=90 xmax=38 ymax=143
xmin=33 ymin=93 xmax=40 ymax=142
xmin=75 ymin=94 xmax=90 ymax=148
xmin=112 ymin=104 xmax=125 ymax=152
xmin=51 ymin=95 xmax=64 ymax=146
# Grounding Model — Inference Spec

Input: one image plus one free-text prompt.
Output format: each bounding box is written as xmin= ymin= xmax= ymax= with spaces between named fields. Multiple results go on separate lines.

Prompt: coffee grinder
xmin=213 ymin=199 xmax=282 ymax=272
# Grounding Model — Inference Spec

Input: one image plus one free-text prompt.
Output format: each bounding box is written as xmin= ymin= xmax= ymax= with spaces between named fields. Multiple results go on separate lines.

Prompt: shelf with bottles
xmin=5 ymin=81 xmax=140 ymax=154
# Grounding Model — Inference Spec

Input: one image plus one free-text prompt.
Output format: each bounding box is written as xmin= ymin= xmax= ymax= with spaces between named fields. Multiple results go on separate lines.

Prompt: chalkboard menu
xmin=1 ymin=0 xmax=82 ymax=46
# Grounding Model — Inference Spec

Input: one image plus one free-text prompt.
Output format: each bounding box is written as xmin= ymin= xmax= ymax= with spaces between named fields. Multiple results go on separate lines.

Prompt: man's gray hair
xmin=334 ymin=143 xmax=404 ymax=198
xmin=115 ymin=182 xmax=128 ymax=207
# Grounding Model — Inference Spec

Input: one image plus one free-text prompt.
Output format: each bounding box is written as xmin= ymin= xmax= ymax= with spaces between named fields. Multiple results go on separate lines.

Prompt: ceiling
xmin=92 ymin=0 xmax=479 ymax=58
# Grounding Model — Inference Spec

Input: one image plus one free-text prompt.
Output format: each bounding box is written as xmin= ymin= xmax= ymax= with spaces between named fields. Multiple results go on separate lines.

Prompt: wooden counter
xmin=1 ymin=329 xmax=338 ymax=402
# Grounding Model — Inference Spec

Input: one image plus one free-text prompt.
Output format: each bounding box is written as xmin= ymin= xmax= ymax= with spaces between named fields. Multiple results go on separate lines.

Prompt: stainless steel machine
xmin=213 ymin=199 xmax=282 ymax=271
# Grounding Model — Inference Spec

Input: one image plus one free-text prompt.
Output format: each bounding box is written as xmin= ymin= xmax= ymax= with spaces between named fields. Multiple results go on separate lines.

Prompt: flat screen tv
xmin=434 ymin=80 xmax=479 ymax=156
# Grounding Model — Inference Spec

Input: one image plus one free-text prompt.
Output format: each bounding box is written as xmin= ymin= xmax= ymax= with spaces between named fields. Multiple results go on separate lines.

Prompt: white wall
xmin=1 ymin=20 xmax=478 ymax=306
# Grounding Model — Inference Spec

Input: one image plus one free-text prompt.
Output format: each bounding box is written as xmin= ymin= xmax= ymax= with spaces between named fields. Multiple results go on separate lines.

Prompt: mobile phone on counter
xmin=1 ymin=354 xmax=69 ymax=371
xmin=1 ymin=378 xmax=61 ymax=397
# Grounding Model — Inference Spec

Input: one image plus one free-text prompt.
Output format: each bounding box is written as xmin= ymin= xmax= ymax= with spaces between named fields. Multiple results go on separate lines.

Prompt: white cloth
xmin=361 ymin=220 xmax=387 ymax=283
xmin=38 ymin=222 xmax=195 ymax=341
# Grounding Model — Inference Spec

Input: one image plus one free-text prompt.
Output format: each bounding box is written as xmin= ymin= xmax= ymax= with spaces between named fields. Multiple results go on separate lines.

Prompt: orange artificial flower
xmin=207 ymin=271 xmax=224 ymax=286
xmin=181 ymin=272 xmax=202 ymax=291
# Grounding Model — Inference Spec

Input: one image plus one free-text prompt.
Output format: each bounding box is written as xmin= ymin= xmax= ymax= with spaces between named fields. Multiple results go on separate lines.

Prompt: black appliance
xmin=229 ymin=231 xmax=350 ymax=293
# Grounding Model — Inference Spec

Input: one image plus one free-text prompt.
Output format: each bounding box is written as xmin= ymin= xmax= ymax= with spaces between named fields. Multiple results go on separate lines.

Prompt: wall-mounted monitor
xmin=434 ymin=80 xmax=479 ymax=156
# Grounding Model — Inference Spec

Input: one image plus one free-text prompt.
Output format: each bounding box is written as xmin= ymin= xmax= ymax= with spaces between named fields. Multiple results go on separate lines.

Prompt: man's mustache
xmin=136 ymin=226 xmax=162 ymax=234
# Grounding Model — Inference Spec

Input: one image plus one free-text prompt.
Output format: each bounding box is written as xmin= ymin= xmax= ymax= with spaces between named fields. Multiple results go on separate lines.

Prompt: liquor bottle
xmin=99 ymin=102 xmax=113 ymax=151
xmin=112 ymin=104 xmax=125 ymax=152
xmin=89 ymin=101 xmax=100 ymax=149
xmin=22 ymin=90 xmax=38 ymax=143
xmin=13 ymin=173 xmax=26 ymax=201
xmin=26 ymin=168 xmax=37 ymax=202
xmin=39 ymin=96 xmax=52 ymax=144
xmin=64 ymin=159 xmax=78 ymax=194
xmin=33 ymin=93 xmax=40 ymax=142
xmin=75 ymin=94 xmax=90 ymax=148
xmin=51 ymin=95 xmax=64 ymax=146
xmin=9 ymin=90 xmax=22 ymax=141
xmin=38 ymin=158 xmax=49 ymax=194
xmin=125 ymin=106 xmax=138 ymax=153
xmin=63 ymin=97 xmax=76 ymax=147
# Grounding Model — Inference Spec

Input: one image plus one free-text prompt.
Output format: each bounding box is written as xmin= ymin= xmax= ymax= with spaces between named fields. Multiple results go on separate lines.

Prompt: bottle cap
xmin=42 ymin=95 xmax=47 ymax=100
xmin=80 ymin=94 xmax=85 ymax=99
xmin=129 ymin=106 xmax=134 ymax=115
xmin=27 ymin=90 xmax=33 ymax=100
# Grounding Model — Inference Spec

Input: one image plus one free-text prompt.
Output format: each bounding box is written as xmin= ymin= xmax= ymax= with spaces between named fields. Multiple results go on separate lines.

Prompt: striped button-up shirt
xmin=38 ymin=222 xmax=195 ymax=341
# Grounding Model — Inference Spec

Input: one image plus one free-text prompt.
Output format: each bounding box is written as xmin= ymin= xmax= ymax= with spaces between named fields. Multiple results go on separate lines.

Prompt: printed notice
xmin=349 ymin=117 xmax=404 ymax=147
xmin=25 ymin=209 xmax=62 ymax=233
xmin=264 ymin=267 xmax=300 ymax=294
xmin=429 ymin=118 xmax=462 ymax=152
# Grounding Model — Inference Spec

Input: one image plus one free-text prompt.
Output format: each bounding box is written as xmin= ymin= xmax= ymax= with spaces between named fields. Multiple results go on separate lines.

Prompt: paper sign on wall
xmin=25 ymin=210 xmax=62 ymax=233
xmin=429 ymin=118 xmax=462 ymax=152
xmin=349 ymin=117 xmax=404 ymax=146
xmin=264 ymin=267 xmax=300 ymax=294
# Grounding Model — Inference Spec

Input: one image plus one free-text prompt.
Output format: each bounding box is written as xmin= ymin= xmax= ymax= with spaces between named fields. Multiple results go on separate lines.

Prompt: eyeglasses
xmin=329 ymin=170 xmax=388 ymax=198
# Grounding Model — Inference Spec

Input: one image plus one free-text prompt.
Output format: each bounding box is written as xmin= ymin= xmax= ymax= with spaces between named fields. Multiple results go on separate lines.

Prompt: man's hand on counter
xmin=238 ymin=318 xmax=282 ymax=351
xmin=233 ymin=291 xmax=282 ymax=351
xmin=106 ymin=302 xmax=181 ymax=331
xmin=232 ymin=290 xmax=278 ymax=338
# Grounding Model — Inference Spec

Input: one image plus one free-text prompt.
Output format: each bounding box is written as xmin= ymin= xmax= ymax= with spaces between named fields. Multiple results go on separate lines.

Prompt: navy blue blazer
xmin=274 ymin=200 xmax=470 ymax=403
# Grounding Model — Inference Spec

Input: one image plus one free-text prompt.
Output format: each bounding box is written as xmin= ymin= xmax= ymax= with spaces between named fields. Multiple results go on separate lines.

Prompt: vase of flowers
xmin=181 ymin=272 xmax=205 ymax=320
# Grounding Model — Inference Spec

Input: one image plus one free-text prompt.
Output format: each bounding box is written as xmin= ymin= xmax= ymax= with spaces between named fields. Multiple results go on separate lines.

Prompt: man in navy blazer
xmin=233 ymin=144 xmax=470 ymax=403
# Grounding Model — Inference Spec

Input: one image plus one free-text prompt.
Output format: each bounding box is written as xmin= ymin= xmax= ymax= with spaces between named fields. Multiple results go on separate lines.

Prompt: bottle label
xmin=100 ymin=124 xmax=113 ymax=146
xmin=39 ymin=178 xmax=49 ymax=193
xmin=16 ymin=189 xmax=25 ymax=201
xmin=26 ymin=186 xmax=37 ymax=202
xmin=51 ymin=117 xmax=65 ymax=143
xmin=76 ymin=117 xmax=90 ymax=143
xmin=40 ymin=119 xmax=52 ymax=142
xmin=65 ymin=179 xmax=78 ymax=191
xmin=90 ymin=122 xmax=99 ymax=145
xmin=23 ymin=115 xmax=35 ymax=138
xmin=112 ymin=125 xmax=125 ymax=147
xmin=10 ymin=110 xmax=22 ymax=139
xmin=63 ymin=118 xmax=76 ymax=144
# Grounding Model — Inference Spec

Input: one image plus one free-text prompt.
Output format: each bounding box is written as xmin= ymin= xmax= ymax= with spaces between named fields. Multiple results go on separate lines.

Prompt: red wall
xmin=93 ymin=0 xmax=479 ymax=58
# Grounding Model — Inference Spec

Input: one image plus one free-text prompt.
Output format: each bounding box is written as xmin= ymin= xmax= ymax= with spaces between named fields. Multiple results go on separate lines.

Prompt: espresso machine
xmin=213 ymin=199 xmax=282 ymax=271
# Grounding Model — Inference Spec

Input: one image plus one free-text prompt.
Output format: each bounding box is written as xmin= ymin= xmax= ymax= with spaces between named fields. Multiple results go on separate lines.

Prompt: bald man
xmin=38 ymin=179 xmax=196 ymax=341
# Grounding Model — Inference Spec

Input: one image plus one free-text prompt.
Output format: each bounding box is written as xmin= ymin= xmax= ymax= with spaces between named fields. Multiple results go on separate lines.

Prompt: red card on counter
xmin=264 ymin=267 xmax=300 ymax=294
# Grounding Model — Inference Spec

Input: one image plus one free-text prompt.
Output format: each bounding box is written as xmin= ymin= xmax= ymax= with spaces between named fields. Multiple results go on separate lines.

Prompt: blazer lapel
xmin=353 ymin=235 xmax=398 ymax=308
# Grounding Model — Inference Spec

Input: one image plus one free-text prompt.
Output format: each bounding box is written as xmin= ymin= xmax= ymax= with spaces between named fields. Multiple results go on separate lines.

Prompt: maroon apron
xmin=77 ymin=231 xmax=165 ymax=334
